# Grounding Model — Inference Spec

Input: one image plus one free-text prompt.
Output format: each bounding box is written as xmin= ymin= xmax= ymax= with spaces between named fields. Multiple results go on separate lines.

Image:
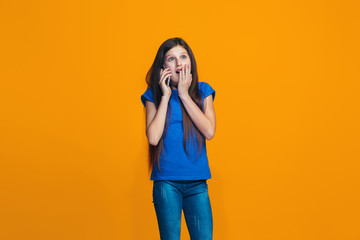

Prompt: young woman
xmin=141 ymin=37 xmax=216 ymax=240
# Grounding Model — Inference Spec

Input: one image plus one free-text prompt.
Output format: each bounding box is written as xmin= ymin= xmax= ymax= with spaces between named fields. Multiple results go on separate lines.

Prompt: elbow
xmin=205 ymin=128 xmax=215 ymax=141
xmin=148 ymin=138 xmax=159 ymax=146
xmin=206 ymin=134 xmax=215 ymax=141
xmin=146 ymin=130 xmax=160 ymax=146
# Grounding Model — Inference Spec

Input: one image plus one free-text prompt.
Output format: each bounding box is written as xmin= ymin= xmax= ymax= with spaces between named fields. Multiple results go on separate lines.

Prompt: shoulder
xmin=141 ymin=88 xmax=154 ymax=107
xmin=198 ymin=82 xmax=215 ymax=101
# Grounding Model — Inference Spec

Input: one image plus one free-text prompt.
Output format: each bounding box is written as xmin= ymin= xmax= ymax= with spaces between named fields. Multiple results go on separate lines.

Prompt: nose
xmin=176 ymin=58 xmax=183 ymax=67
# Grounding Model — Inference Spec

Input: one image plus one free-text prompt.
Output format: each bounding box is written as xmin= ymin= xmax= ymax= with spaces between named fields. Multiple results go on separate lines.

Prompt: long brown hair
xmin=145 ymin=37 xmax=205 ymax=172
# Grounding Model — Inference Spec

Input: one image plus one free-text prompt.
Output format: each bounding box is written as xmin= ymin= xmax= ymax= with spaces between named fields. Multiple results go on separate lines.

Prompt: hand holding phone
xmin=162 ymin=65 xmax=170 ymax=87
xmin=159 ymin=65 xmax=172 ymax=97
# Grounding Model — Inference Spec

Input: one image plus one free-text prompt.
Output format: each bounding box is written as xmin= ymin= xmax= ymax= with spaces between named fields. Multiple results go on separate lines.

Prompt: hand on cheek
xmin=178 ymin=64 xmax=192 ymax=97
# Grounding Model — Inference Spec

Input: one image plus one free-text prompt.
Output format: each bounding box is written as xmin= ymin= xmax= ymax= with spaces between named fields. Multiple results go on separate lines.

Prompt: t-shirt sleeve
xmin=199 ymin=82 xmax=215 ymax=101
xmin=141 ymin=88 xmax=154 ymax=107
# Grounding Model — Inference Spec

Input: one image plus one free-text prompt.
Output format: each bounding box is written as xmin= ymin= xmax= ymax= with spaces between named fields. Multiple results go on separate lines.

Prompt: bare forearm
xmin=179 ymin=94 xmax=215 ymax=140
xmin=146 ymin=96 xmax=170 ymax=145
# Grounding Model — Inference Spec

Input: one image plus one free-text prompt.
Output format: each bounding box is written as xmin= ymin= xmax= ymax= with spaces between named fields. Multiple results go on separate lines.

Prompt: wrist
xmin=178 ymin=92 xmax=190 ymax=100
xmin=161 ymin=95 xmax=171 ymax=101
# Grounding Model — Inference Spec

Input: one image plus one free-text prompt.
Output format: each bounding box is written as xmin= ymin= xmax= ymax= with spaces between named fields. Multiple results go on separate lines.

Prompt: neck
xmin=170 ymin=83 xmax=178 ymax=90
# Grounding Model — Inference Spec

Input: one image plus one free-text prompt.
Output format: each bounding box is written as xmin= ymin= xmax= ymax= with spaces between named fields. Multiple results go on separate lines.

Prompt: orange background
xmin=1 ymin=0 xmax=359 ymax=239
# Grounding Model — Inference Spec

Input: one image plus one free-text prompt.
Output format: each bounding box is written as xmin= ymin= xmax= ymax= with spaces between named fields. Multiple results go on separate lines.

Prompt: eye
xmin=168 ymin=57 xmax=174 ymax=61
xmin=181 ymin=55 xmax=187 ymax=59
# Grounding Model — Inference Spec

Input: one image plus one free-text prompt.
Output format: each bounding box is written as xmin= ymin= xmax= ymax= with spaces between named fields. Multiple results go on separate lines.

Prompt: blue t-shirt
xmin=141 ymin=82 xmax=215 ymax=180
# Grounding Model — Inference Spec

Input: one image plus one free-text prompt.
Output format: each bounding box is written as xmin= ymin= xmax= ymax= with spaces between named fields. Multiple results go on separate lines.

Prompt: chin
xmin=171 ymin=79 xmax=179 ymax=85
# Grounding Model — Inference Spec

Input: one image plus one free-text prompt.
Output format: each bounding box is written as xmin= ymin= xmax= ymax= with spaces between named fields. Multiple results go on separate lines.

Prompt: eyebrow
xmin=165 ymin=52 xmax=188 ymax=58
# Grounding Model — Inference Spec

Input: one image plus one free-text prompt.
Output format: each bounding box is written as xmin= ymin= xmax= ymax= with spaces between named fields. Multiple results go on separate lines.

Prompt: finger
xmin=186 ymin=64 xmax=189 ymax=80
xmin=183 ymin=65 xmax=188 ymax=82
xmin=160 ymin=69 xmax=170 ymax=79
xmin=160 ymin=68 xmax=168 ymax=75
xmin=164 ymin=68 xmax=171 ymax=76
xmin=185 ymin=67 xmax=187 ymax=81
xmin=183 ymin=68 xmax=186 ymax=82
xmin=161 ymin=68 xmax=169 ymax=74
xmin=159 ymin=73 xmax=166 ymax=84
xmin=160 ymin=73 xmax=172 ymax=84
xmin=166 ymin=73 xmax=172 ymax=82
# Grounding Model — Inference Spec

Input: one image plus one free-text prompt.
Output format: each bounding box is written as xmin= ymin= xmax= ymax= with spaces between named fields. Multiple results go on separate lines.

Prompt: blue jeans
xmin=153 ymin=180 xmax=213 ymax=240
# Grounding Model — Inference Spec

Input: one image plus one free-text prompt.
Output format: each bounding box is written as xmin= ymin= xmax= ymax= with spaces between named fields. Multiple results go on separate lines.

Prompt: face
xmin=163 ymin=45 xmax=191 ymax=86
